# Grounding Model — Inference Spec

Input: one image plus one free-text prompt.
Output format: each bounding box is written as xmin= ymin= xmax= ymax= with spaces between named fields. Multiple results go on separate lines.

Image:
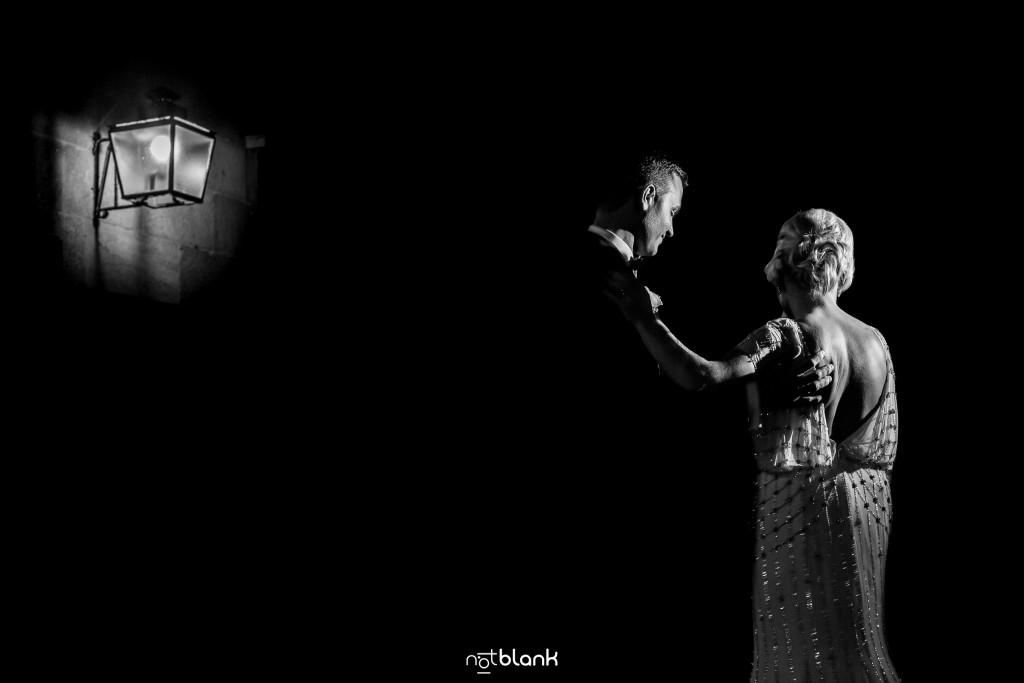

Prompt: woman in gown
xmin=606 ymin=208 xmax=899 ymax=683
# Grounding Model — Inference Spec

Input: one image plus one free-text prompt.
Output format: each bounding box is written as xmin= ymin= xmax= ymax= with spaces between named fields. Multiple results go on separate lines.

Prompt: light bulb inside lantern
xmin=149 ymin=135 xmax=171 ymax=163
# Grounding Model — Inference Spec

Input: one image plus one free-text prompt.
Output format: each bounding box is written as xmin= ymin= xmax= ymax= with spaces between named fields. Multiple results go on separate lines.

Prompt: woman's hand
xmin=602 ymin=270 xmax=657 ymax=325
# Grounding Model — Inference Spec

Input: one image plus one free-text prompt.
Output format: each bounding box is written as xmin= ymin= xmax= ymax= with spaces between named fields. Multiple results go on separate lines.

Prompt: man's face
xmin=634 ymin=174 xmax=683 ymax=258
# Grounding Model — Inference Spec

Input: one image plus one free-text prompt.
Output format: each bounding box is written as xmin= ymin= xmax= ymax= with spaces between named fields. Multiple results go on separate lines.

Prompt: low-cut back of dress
xmin=736 ymin=318 xmax=899 ymax=683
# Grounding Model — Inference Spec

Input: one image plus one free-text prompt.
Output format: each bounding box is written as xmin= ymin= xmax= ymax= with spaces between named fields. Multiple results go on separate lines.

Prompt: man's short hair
xmin=596 ymin=150 xmax=688 ymax=210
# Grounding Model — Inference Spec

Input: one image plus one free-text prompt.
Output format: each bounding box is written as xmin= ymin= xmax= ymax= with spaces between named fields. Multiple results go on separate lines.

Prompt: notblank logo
xmin=466 ymin=649 xmax=558 ymax=674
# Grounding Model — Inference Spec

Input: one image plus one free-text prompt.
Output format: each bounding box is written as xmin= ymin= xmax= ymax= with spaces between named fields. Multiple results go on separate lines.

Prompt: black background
xmin=7 ymin=15 xmax=1006 ymax=680
xmin=396 ymin=49 xmax=996 ymax=681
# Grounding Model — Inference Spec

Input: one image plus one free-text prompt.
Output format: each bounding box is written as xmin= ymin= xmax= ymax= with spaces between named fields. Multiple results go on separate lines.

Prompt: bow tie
xmin=628 ymin=256 xmax=645 ymax=272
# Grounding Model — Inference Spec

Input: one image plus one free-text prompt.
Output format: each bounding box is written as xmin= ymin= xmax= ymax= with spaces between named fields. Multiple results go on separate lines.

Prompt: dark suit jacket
xmin=566 ymin=228 xmax=665 ymax=409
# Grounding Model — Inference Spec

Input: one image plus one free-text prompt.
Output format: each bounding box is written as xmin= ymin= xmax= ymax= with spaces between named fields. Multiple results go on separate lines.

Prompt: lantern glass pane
xmin=172 ymin=125 xmax=215 ymax=200
xmin=110 ymin=123 xmax=172 ymax=197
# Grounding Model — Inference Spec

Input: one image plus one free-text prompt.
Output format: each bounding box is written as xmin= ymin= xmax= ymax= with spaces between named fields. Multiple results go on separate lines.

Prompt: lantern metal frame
xmin=92 ymin=115 xmax=216 ymax=226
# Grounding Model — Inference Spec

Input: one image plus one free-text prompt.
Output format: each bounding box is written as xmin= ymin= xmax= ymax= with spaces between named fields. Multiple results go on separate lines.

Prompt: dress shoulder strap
xmin=867 ymin=326 xmax=894 ymax=375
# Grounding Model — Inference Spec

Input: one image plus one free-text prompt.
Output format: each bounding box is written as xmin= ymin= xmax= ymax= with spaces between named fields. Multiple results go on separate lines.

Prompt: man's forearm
xmin=634 ymin=316 xmax=718 ymax=391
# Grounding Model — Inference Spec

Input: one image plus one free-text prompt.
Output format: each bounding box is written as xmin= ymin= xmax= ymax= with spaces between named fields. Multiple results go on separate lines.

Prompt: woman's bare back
xmin=799 ymin=309 xmax=888 ymax=443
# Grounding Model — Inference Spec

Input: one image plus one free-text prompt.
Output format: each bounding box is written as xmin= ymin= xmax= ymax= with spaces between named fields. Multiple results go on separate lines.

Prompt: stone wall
xmin=32 ymin=66 xmax=256 ymax=305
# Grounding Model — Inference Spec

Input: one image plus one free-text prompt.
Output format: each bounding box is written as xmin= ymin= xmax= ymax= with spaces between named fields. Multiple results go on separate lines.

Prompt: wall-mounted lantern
xmin=93 ymin=114 xmax=216 ymax=225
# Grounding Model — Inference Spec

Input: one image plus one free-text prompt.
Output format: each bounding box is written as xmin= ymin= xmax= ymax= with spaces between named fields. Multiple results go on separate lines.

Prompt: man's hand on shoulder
xmin=758 ymin=329 xmax=834 ymax=410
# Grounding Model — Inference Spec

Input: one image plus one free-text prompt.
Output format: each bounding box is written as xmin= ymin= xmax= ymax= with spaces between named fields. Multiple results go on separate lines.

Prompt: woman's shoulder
xmin=733 ymin=317 xmax=806 ymax=370
xmin=761 ymin=317 xmax=809 ymax=352
xmin=848 ymin=321 xmax=890 ymax=382
xmin=835 ymin=313 xmax=888 ymax=360
xmin=749 ymin=316 xmax=802 ymax=340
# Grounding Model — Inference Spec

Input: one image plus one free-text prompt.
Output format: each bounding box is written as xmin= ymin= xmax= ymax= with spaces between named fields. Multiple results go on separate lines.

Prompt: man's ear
xmin=640 ymin=184 xmax=657 ymax=210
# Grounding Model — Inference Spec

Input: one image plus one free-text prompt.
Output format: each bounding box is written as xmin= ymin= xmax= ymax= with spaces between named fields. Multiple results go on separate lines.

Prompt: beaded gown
xmin=736 ymin=318 xmax=899 ymax=683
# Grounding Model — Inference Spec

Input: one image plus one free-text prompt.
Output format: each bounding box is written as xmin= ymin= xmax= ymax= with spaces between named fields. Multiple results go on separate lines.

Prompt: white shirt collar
xmin=588 ymin=225 xmax=633 ymax=263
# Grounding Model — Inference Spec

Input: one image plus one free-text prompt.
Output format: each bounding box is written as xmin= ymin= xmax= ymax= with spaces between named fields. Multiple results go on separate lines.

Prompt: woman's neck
xmin=786 ymin=287 xmax=841 ymax=321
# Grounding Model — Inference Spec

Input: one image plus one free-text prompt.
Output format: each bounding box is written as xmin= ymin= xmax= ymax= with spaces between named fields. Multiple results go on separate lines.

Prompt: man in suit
xmin=575 ymin=152 xmax=687 ymax=402
xmin=572 ymin=150 xmax=830 ymax=407
xmin=551 ymin=150 xmax=834 ymax=667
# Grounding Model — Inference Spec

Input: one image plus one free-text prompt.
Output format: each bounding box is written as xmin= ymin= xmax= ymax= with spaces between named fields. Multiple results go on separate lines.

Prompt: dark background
xmin=386 ymin=45 xmax=1005 ymax=680
xmin=416 ymin=98 xmax=946 ymax=680
xmin=7 ymin=18 xmax=1004 ymax=680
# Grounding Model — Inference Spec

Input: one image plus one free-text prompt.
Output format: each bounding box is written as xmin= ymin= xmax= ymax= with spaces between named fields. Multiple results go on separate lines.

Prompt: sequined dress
xmin=737 ymin=318 xmax=899 ymax=683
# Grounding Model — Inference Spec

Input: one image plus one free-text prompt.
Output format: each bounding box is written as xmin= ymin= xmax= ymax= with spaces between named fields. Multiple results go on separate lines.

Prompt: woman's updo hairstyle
xmin=784 ymin=208 xmax=855 ymax=298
